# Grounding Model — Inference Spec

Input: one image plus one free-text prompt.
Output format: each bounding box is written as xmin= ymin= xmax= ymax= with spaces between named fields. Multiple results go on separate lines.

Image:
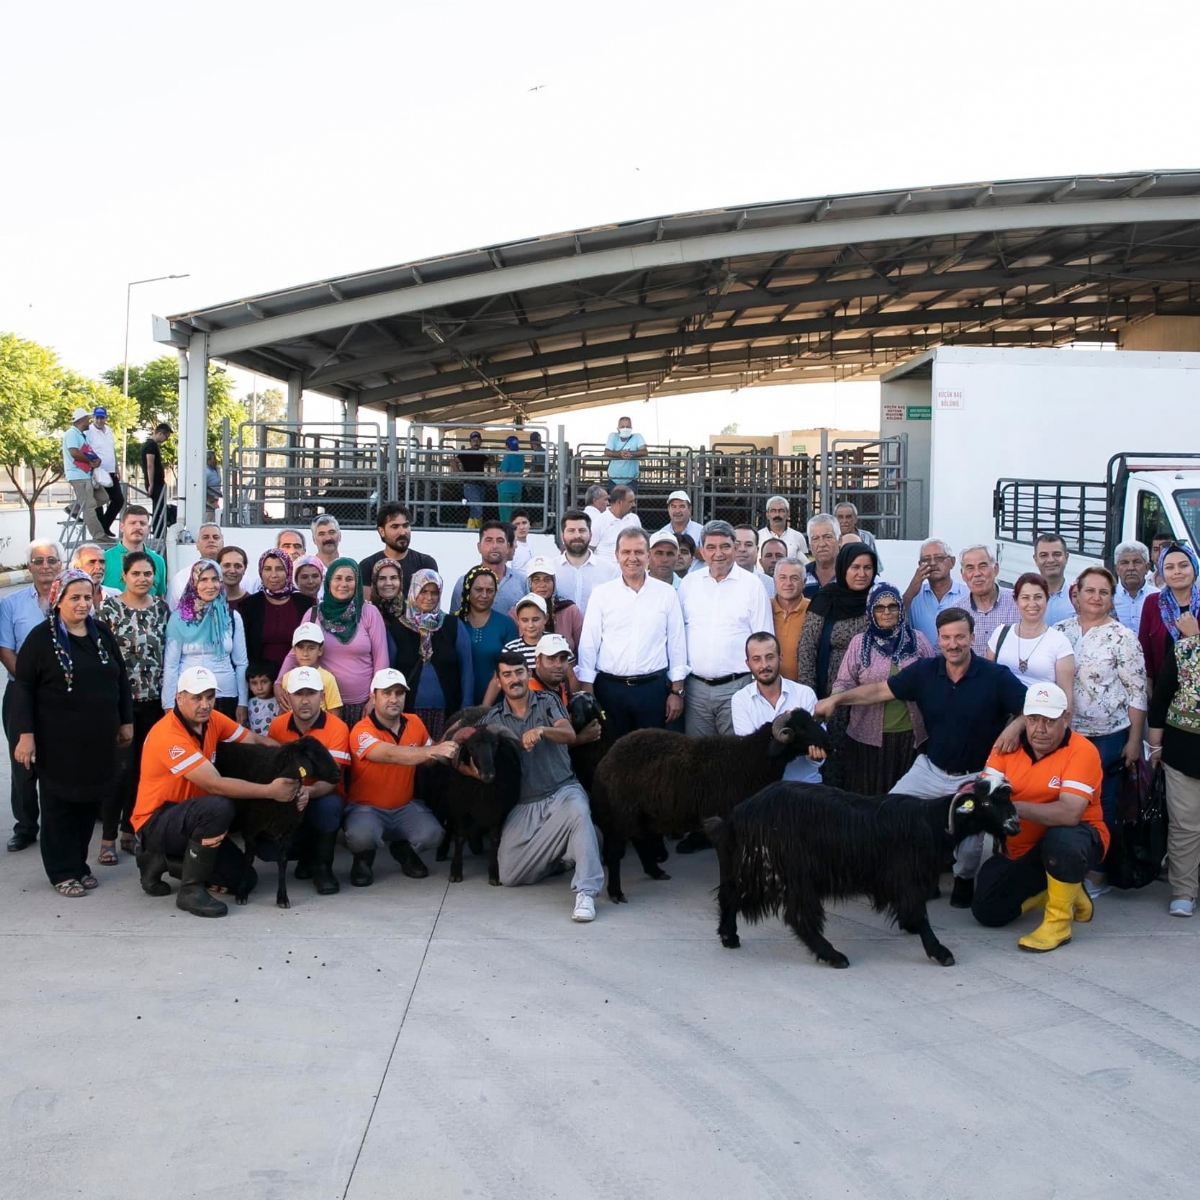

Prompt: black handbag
xmin=1106 ymin=761 xmax=1169 ymax=890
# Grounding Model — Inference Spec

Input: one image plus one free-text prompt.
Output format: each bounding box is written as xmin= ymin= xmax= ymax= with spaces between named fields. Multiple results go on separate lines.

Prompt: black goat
xmin=705 ymin=776 xmax=1020 ymax=968
xmin=589 ymin=709 xmax=829 ymax=903
xmin=566 ymin=690 xmax=611 ymax=794
xmin=426 ymin=708 xmax=524 ymax=884
xmin=214 ymin=736 xmax=342 ymax=909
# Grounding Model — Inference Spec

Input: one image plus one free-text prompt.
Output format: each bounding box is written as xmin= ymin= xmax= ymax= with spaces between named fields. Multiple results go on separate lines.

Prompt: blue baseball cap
xmin=505 ymin=435 xmax=520 ymax=450
xmin=92 ymin=406 xmax=107 ymax=418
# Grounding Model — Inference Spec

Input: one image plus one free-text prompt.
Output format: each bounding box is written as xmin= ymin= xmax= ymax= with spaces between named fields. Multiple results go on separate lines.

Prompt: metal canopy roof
xmin=157 ymin=171 xmax=1200 ymax=424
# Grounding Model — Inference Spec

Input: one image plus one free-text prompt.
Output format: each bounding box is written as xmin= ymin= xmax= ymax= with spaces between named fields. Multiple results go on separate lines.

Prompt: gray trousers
xmin=889 ymin=754 xmax=985 ymax=880
xmin=684 ymin=674 xmax=749 ymax=736
xmin=498 ymin=782 xmax=604 ymax=897
xmin=343 ymin=800 xmax=442 ymax=855
xmin=70 ymin=477 xmax=108 ymax=540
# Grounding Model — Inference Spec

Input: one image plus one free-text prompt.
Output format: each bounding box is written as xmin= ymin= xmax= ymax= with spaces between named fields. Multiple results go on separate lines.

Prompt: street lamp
xmin=123 ymin=274 xmax=189 ymax=397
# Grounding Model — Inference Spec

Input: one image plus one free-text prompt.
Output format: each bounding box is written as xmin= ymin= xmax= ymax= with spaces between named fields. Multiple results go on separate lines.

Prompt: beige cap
xmin=1024 ymin=682 xmax=1069 ymax=718
xmin=292 ymin=621 xmax=325 ymax=645
xmin=667 ymin=490 xmax=691 ymax=505
xmin=370 ymin=668 xmax=409 ymax=691
xmin=515 ymin=592 xmax=547 ymax=614
xmin=285 ymin=666 xmax=324 ymax=694
xmin=535 ymin=633 xmax=572 ymax=657
xmin=649 ymin=529 xmax=679 ymax=549
xmin=525 ymin=556 xmax=557 ymax=578
xmin=176 ymin=666 xmax=219 ymax=694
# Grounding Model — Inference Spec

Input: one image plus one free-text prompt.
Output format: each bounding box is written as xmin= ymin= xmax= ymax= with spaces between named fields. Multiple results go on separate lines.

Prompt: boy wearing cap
xmin=85 ymin=405 xmax=124 ymax=535
xmin=658 ymin=491 xmax=704 ymax=548
xmin=344 ymin=668 xmax=458 ymax=886
xmin=971 ymin=682 xmax=1106 ymax=952
xmin=280 ymin=622 xmax=344 ymax=718
xmin=267 ymin=667 xmax=351 ymax=894
xmin=62 ymin=408 xmax=109 ymax=542
xmin=133 ymin=665 xmax=301 ymax=918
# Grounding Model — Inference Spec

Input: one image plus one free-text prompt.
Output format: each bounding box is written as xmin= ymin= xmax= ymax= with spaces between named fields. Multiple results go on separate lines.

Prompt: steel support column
xmin=178 ymin=330 xmax=209 ymax=536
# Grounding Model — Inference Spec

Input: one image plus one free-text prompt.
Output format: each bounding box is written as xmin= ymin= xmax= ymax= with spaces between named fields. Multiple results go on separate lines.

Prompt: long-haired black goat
xmin=589 ymin=709 xmax=829 ymax=903
xmin=214 ymin=736 xmax=342 ymax=909
xmin=705 ymin=776 xmax=1020 ymax=968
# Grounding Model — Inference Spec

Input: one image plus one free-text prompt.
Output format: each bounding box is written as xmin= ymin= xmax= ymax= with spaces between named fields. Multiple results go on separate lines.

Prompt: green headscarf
xmin=316 ymin=557 xmax=363 ymax=644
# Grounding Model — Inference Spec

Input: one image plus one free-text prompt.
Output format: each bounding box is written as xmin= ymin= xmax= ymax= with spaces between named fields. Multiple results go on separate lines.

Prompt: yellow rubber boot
xmin=1074 ymin=888 xmax=1093 ymax=923
xmin=1020 ymin=890 xmax=1047 ymax=914
xmin=1019 ymin=876 xmax=1080 ymax=952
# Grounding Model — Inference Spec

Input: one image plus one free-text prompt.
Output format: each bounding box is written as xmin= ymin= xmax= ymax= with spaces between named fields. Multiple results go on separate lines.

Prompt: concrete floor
xmin=2 ymin=760 xmax=1200 ymax=1200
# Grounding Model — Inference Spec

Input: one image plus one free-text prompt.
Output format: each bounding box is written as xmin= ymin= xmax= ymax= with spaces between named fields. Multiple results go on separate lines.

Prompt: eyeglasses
xmin=918 ymin=555 xmax=950 ymax=565
xmin=29 ymin=556 xmax=60 ymax=565
xmin=872 ymin=603 xmax=901 ymax=614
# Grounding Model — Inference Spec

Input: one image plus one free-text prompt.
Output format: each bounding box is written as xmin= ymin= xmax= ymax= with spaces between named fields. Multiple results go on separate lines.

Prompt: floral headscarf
xmin=370 ymin=559 xmax=405 ymax=624
xmin=456 ymin=565 xmax=498 ymax=619
xmin=1158 ymin=542 xmax=1200 ymax=640
xmin=400 ymin=568 xmax=445 ymax=662
xmin=294 ymin=555 xmax=326 ymax=581
xmin=48 ymin=568 xmax=110 ymax=691
xmin=257 ymin=548 xmax=294 ymax=599
xmin=317 ymin=557 xmax=363 ymax=644
xmin=167 ymin=559 xmax=232 ymax=652
xmin=859 ymin=581 xmax=919 ymax=668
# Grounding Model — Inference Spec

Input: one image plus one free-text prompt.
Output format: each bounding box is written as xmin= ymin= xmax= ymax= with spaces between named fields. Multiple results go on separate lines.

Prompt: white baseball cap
xmin=515 ymin=592 xmax=547 ymax=614
xmin=292 ymin=621 xmax=325 ymax=646
xmin=667 ymin=490 xmax=691 ymax=504
xmin=649 ymin=529 xmax=679 ymax=549
xmin=525 ymin=556 xmax=556 ymax=578
xmin=177 ymin=666 xmax=219 ymax=694
xmin=285 ymin=666 xmax=324 ymax=694
xmin=535 ymin=633 xmax=572 ymax=657
xmin=370 ymin=668 xmax=409 ymax=692
xmin=71 ymin=407 xmax=90 ymax=422
xmin=1024 ymin=682 xmax=1069 ymax=718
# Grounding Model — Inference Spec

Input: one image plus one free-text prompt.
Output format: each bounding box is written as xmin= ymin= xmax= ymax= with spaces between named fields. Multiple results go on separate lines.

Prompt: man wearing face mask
xmin=605 ymin=416 xmax=647 ymax=493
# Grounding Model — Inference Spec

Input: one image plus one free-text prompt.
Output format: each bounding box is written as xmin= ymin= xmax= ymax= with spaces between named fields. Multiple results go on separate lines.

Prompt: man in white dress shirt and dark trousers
xmin=576 ymin=527 xmax=688 ymax=739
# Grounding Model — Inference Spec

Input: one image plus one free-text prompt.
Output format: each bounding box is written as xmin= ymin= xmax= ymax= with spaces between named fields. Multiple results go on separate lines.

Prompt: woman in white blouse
xmin=1056 ymin=565 xmax=1148 ymax=898
xmin=986 ymin=572 xmax=1075 ymax=697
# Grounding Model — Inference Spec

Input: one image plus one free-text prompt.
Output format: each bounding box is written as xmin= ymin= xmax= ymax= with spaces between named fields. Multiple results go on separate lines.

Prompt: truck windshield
xmin=1176 ymin=489 xmax=1200 ymax=547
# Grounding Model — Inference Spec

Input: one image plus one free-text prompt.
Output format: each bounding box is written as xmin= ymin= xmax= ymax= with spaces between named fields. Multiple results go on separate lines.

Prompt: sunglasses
xmin=30 ymin=556 xmax=61 ymax=565
xmin=872 ymin=603 xmax=901 ymax=613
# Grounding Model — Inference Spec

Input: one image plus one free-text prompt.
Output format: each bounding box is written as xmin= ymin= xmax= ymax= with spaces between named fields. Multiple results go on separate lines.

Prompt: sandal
xmin=54 ymin=879 xmax=87 ymax=898
xmin=98 ymin=842 xmax=118 ymax=866
xmin=80 ymin=874 xmax=99 ymax=890
xmin=120 ymin=834 xmax=137 ymax=854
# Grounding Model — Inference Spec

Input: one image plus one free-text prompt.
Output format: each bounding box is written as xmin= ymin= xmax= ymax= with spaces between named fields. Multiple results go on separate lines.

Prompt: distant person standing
xmin=497 ymin=436 xmax=525 ymax=521
xmin=204 ymin=451 xmax=222 ymax=523
xmin=85 ymin=405 xmax=123 ymax=536
xmin=63 ymin=407 xmax=109 ymax=542
xmin=140 ymin=422 xmax=172 ymax=528
xmin=759 ymin=496 xmax=809 ymax=560
xmin=605 ymin=415 xmax=647 ymax=493
xmin=582 ymin=485 xmax=609 ymax=548
xmin=455 ymin=430 xmax=491 ymax=530
xmin=593 ymin=485 xmax=641 ymax=562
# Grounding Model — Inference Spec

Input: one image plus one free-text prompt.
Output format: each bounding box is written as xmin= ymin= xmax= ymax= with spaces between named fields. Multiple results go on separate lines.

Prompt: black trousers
xmin=102 ymin=700 xmax=161 ymax=840
xmin=3 ymin=681 xmax=39 ymax=838
xmin=99 ymin=477 xmax=125 ymax=535
xmin=140 ymin=795 xmax=245 ymax=890
xmin=972 ymin=825 xmax=1103 ymax=928
xmin=594 ymin=671 xmax=669 ymax=740
xmin=214 ymin=696 xmax=239 ymax=719
xmin=39 ymin=786 xmax=99 ymax=884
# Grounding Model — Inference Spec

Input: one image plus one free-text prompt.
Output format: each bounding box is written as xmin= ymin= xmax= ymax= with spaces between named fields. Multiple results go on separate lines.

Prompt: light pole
xmin=123 ymin=273 xmax=189 ymax=397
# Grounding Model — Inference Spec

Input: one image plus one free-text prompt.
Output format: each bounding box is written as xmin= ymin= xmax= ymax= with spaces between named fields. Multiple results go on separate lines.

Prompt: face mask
xmin=618 ymin=428 xmax=632 ymax=440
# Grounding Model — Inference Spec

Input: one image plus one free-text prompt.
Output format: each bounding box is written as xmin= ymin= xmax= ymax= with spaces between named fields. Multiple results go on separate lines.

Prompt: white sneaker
xmin=572 ymin=893 xmax=596 ymax=922
xmin=1169 ymin=898 xmax=1194 ymax=918
xmin=1084 ymin=879 xmax=1112 ymax=900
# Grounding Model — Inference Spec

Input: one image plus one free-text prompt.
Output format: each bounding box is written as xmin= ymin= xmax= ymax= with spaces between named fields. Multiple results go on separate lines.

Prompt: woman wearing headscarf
xmin=456 ymin=565 xmax=517 ymax=705
xmin=161 ymin=559 xmax=249 ymax=721
xmin=388 ymin=569 xmax=472 ymax=740
xmin=1139 ymin=542 xmax=1200 ymax=689
xmin=12 ymin=569 xmax=132 ymax=897
xmin=293 ymin=554 xmax=326 ymax=601
xmin=238 ymin=548 xmax=311 ymax=679
xmin=277 ymin=558 xmax=388 ymax=725
xmin=369 ymin=558 xmax=405 ymax=665
xmin=497 ymin=434 xmax=525 ymax=521
xmin=831 ymin=581 xmax=935 ymax=792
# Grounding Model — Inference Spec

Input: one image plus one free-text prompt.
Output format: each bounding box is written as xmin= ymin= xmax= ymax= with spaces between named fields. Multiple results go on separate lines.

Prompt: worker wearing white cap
xmin=647 ymin=529 xmax=681 ymax=589
xmin=62 ymin=406 xmax=110 ymax=542
xmin=131 ymin=665 xmax=300 ymax=918
xmin=972 ymin=681 xmax=1106 ymax=952
xmin=527 ymin=632 xmax=575 ymax=708
xmin=657 ymin=490 xmax=704 ymax=551
xmin=343 ymin=667 xmax=459 ymax=887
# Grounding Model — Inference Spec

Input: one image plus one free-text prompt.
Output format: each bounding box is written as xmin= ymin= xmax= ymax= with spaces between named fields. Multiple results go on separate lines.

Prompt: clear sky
xmin=2 ymin=0 xmax=1195 ymax=443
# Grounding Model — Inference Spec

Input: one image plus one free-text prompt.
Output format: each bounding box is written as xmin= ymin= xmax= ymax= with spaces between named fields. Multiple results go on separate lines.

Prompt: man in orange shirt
xmin=267 ymin=666 xmax=351 ymax=896
xmin=133 ymin=666 xmax=300 ymax=918
xmin=345 ymin=668 xmax=458 ymax=886
xmin=971 ymin=682 xmax=1107 ymax=952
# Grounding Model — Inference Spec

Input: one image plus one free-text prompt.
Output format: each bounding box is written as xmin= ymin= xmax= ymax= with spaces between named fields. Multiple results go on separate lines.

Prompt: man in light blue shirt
xmin=1113 ymin=539 xmax=1153 ymax=632
xmin=1034 ymin=533 xmax=1076 ymax=625
xmin=604 ymin=415 xmax=647 ymax=493
xmin=62 ymin=407 xmax=109 ymax=541
xmin=904 ymin=538 xmax=969 ymax=647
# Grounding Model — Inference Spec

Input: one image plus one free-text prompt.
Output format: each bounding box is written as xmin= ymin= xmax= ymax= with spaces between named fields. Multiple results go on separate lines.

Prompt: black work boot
xmin=350 ymin=849 xmax=376 ymax=887
xmin=137 ymin=838 xmax=172 ymax=897
xmin=176 ymin=840 xmax=228 ymax=918
xmin=311 ymin=831 xmax=340 ymax=895
xmin=389 ymin=839 xmax=429 ymax=879
xmin=292 ymin=826 xmax=315 ymax=880
xmin=949 ymin=875 xmax=975 ymax=909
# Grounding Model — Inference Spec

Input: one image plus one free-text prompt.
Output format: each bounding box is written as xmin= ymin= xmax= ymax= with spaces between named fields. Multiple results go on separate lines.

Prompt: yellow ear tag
xmin=960 ymin=799 xmax=974 ymax=811
xmin=298 ymin=767 xmax=308 ymax=779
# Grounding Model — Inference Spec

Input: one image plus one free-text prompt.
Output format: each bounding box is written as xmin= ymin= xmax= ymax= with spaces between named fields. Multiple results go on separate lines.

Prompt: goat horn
xmin=451 ymin=726 xmax=478 ymax=744
xmin=771 ymin=712 xmax=796 ymax=742
xmin=493 ymin=726 xmax=524 ymax=748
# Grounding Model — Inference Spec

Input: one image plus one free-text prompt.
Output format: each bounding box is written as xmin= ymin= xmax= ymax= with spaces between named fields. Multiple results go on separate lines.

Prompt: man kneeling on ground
xmin=972 ymin=682 xmax=1106 ymax=952
xmin=480 ymin=652 xmax=603 ymax=922
xmin=132 ymin=666 xmax=300 ymax=918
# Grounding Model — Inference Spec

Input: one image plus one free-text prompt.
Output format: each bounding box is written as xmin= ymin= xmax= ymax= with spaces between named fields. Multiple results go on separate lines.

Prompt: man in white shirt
xmin=758 ymin=495 xmax=808 ymax=559
xmin=1113 ymin=539 xmax=1153 ymax=632
xmin=730 ymin=632 xmax=825 ymax=784
xmin=678 ymin=520 xmax=773 ymax=738
xmin=582 ymin=485 xmax=609 ymax=549
xmin=84 ymin=405 xmax=123 ymax=537
xmin=734 ymin=524 xmax=775 ymax=598
xmin=576 ymin=527 xmax=688 ymax=739
xmin=554 ymin=509 xmax=617 ymax=615
xmin=593 ymin=485 xmax=641 ymax=562
xmin=657 ymin=490 xmax=704 ymax=546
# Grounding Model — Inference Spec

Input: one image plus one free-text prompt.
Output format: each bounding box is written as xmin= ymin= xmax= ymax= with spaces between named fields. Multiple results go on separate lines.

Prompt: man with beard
xmin=730 ymin=632 xmax=824 ymax=782
xmin=553 ymin=509 xmax=616 ymax=616
xmin=449 ymin=521 xmax=527 ymax=615
xmin=359 ymin=503 xmax=438 ymax=602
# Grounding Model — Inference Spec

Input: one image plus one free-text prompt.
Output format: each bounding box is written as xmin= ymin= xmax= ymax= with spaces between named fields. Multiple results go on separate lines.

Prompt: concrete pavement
xmin=2 ymin=750 xmax=1199 ymax=1199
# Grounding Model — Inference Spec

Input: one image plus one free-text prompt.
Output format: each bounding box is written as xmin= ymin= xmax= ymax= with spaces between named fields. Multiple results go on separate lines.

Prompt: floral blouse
xmin=97 ymin=595 xmax=170 ymax=704
xmin=1055 ymin=616 xmax=1147 ymax=737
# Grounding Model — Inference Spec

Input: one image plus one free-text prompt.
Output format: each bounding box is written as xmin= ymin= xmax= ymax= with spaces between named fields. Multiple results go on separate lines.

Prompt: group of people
xmin=3 ymin=478 xmax=1198 ymax=944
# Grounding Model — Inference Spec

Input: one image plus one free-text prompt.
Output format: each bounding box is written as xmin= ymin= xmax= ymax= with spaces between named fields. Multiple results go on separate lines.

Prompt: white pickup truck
xmin=993 ymin=452 xmax=1200 ymax=583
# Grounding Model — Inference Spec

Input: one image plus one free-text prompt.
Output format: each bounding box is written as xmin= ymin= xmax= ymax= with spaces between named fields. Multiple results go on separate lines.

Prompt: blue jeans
xmin=463 ymin=480 xmax=484 ymax=520
xmin=1087 ymin=728 xmax=1129 ymax=863
xmin=607 ymin=476 xmax=639 ymax=494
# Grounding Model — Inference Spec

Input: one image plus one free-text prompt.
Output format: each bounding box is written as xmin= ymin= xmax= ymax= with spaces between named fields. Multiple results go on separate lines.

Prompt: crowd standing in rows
xmin=3 ymin=456 xmax=1198 ymax=939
